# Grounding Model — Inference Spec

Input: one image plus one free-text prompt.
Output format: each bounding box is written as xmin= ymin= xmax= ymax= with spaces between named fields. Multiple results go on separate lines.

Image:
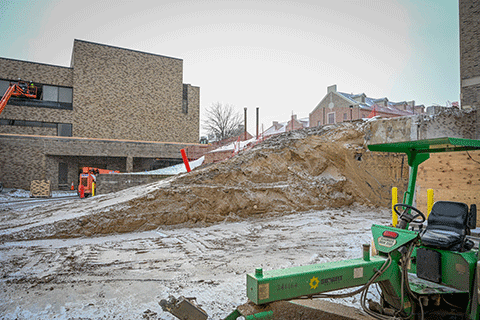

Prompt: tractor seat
xmin=420 ymin=201 xmax=474 ymax=252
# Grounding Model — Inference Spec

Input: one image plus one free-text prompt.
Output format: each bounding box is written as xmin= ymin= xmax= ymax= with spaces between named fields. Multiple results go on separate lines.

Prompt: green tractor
xmin=162 ymin=137 xmax=480 ymax=320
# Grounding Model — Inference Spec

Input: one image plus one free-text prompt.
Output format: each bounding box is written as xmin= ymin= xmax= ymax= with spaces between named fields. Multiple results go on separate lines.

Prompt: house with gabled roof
xmin=309 ymin=84 xmax=424 ymax=127
xmin=263 ymin=114 xmax=309 ymax=138
xmin=263 ymin=120 xmax=287 ymax=137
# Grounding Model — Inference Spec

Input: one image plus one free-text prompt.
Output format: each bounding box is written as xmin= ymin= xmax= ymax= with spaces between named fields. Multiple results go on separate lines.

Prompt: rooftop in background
xmin=337 ymin=91 xmax=423 ymax=116
xmin=263 ymin=114 xmax=309 ymax=137
xmin=310 ymin=84 xmax=426 ymax=127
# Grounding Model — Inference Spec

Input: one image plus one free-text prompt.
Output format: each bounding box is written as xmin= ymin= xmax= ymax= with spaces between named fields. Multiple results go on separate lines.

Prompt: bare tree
xmin=203 ymin=102 xmax=243 ymax=141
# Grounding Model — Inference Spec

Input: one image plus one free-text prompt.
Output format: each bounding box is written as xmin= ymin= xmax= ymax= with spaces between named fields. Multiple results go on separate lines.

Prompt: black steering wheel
xmin=393 ymin=203 xmax=426 ymax=229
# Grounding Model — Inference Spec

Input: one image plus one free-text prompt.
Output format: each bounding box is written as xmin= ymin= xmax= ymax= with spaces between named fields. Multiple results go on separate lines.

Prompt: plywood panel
xmin=416 ymin=150 xmax=480 ymax=224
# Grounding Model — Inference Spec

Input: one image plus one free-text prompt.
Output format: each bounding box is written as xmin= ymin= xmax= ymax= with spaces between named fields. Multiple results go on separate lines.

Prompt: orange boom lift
xmin=78 ymin=167 xmax=120 ymax=197
xmin=0 ymin=81 xmax=38 ymax=115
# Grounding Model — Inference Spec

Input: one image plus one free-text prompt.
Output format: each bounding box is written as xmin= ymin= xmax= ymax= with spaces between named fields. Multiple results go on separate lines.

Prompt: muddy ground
xmin=1 ymin=120 xmax=402 ymax=319
xmin=0 ymin=206 xmax=390 ymax=319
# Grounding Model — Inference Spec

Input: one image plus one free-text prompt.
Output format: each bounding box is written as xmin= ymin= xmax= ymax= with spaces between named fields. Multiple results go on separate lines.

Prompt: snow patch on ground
xmin=209 ymin=137 xmax=257 ymax=153
xmin=0 ymin=188 xmax=77 ymax=198
xmin=0 ymin=206 xmax=390 ymax=320
xmin=126 ymin=156 xmax=205 ymax=175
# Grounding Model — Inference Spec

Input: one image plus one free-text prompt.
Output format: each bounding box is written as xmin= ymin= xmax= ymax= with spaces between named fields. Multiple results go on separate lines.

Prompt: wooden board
xmin=416 ymin=150 xmax=480 ymax=224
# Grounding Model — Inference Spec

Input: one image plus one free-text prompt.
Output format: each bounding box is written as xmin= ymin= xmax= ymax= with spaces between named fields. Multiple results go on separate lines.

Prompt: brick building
xmin=0 ymin=40 xmax=200 ymax=190
xmin=460 ymin=0 xmax=480 ymax=109
xmin=263 ymin=114 xmax=309 ymax=137
xmin=309 ymin=84 xmax=424 ymax=127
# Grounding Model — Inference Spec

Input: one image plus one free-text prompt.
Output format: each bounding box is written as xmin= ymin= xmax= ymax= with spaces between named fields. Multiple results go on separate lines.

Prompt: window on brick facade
xmin=0 ymin=80 xmax=9 ymax=96
xmin=182 ymin=84 xmax=188 ymax=114
xmin=57 ymin=123 xmax=72 ymax=137
xmin=44 ymin=85 xmax=72 ymax=103
xmin=0 ymin=119 xmax=50 ymax=127
xmin=0 ymin=118 xmax=67 ymax=134
xmin=327 ymin=112 xmax=335 ymax=124
xmin=343 ymin=113 xmax=347 ymax=120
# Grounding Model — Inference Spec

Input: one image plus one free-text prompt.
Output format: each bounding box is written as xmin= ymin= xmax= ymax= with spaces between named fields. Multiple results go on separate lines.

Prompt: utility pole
xmin=256 ymin=107 xmax=259 ymax=139
xmin=244 ymin=107 xmax=247 ymax=140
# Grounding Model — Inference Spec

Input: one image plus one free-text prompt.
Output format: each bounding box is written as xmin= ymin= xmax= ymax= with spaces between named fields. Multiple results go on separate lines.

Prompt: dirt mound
xmin=1 ymin=120 xmax=408 ymax=240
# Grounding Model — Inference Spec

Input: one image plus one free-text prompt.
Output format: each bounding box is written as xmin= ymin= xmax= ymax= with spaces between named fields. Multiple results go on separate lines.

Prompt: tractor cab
xmin=368 ymin=137 xmax=480 ymax=318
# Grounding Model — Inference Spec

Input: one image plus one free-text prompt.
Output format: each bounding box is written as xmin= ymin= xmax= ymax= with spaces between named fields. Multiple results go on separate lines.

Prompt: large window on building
xmin=0 ymin=119 xmax=72 ymax=136
xmin=327 ymin=112 xmax=335 ymax=124
xmin=43 ymin=85 xmax=73 ymax=104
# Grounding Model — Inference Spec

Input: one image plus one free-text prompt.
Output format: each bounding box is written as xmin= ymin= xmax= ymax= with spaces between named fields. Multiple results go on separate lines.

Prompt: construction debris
xmin=0 ymin=120 xmax=408 ymax=241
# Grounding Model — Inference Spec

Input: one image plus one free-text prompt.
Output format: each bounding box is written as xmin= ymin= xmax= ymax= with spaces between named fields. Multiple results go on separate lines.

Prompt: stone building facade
xmin=460 ymin=0 xmax=480 ymax=109
xmin=309 ymin=84 xmax=424 ymax=127
xmin=0 ymin=40 xmax=200 ymax=190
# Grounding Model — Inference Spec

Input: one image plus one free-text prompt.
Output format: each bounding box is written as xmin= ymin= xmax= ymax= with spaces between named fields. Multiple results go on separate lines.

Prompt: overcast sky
xmin=0 ymin=0 xmax=459 ymax=136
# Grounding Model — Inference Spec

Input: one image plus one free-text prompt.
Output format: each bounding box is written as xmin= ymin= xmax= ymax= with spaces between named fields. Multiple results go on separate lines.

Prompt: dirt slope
xmin=0 ymin=120 xmax=408 ymax=241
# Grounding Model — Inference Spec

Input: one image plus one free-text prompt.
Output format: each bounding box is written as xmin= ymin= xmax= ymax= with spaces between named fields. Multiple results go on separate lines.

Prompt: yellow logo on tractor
xmin=309 ymin=276 xmax=319 ymax=290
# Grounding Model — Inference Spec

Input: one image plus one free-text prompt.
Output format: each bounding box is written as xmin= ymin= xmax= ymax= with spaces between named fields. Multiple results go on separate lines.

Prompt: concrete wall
xmin=364 ymin=117 xmax=414 ymax=144
xmin=0 ymin=134 xmax=196 ymax=190
xmin=96 ymin=174 xmax=171 ymax=194
xmin=416 ymin=108 xmax=478 ymax=140
xmin=365 ymin=108 xmax=479 ymax=144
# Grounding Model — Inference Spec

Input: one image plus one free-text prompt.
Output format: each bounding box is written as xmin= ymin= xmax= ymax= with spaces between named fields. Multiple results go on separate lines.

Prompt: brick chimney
xmin=327 ymin=84 xmax=337 ymax=93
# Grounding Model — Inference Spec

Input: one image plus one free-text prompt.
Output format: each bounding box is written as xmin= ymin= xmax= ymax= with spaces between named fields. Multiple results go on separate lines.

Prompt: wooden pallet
xmin=30 ymin=180 xmax=52 ymax=198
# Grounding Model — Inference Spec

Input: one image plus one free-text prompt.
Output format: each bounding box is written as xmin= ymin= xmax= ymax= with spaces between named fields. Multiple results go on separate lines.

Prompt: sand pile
xmin=1 ymin=120 xmax=408 ymax=240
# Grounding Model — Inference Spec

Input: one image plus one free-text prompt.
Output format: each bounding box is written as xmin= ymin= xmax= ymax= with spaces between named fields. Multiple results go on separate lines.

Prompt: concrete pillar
xmin=126 ymin=156 xmax=133 ymax=173
xmin=410 ymin=115 xmax=419 ymax=141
